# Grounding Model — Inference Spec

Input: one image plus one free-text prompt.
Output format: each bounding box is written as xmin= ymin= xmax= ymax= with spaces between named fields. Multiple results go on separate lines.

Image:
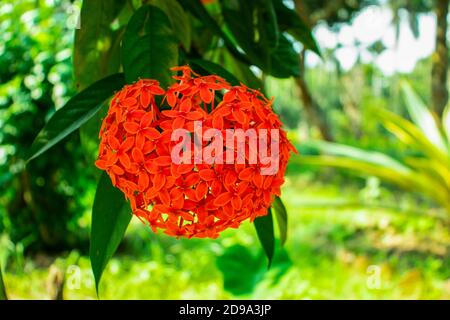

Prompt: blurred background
xmin=0 ymin=0 xmax=449 ymax=299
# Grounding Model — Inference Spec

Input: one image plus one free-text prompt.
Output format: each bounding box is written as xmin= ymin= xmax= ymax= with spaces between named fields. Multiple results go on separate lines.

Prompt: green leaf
xmin=401 ymin=81 xmax=447 ymax=151
xmin=154 ymin=0 xmax=191 ymax=50
xmin=293 ymin=154 xmax=450 ymax=212
xmin=272 ymin=196 xmax=288 ymax=246
xmin=269 ymin=35 xmax=301 ymax=78
xmin=28 ymin=73 xmax=125 ymax=162
xmin=216 ymin=244 xmax=265 ymax=295
xmin=74 ymin=0 xmax=128 ymax=164
xmin=304 ymin=140 xmax=412 ymax=174
xmin=79 ymin=101 xmax=110 ymax=170
xmin=0 ymin=265 xmax=7 ymax=300
xmin=122 ymin=5 xmax=178 ymax=86
xmin=74 ymin=0 xmax=126 ymax=90
xmin=273 ymin=0 xmax=321 ymax=56
xmin=294 ymin=154 xmax=416 ymax=191
xmin=90 ymin=172 xmax=132 ymax=293
xmin=190 ymin=59 xmax=240 ymax=86
xmin=222 ymin=50 xmax=264 ymax=90
xmin=443 ymin=104 xmax=450 ymax=143
xmin=373 ymin=107 xmax=450 ymax=167
xmin=220 ymin=0 xmax=299 ymax=78
xmin=254 ymin=208 xmax=275 ymax=268
xmin=260 ymin=0 xmax=280 ymax=50
xmin=179 ymin=0 xmax=249 ymax=64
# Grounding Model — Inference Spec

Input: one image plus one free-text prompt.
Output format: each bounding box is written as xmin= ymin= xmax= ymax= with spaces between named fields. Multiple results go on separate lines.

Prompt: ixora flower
xmin=95 ymin=66 xmax=297 ymax=239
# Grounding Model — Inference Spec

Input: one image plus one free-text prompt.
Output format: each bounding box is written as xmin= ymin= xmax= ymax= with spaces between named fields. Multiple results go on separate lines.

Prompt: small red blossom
xmin=96 ymin=66 xmax=296 ymax=239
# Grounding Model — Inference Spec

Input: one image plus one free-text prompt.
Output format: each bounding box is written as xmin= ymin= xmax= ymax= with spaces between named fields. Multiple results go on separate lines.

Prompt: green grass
xmin=2 ymin=176 xmax=450 ymax=299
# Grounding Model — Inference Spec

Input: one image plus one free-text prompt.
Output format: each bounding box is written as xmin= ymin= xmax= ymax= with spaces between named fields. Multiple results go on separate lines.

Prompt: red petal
xmin=162 ymin=110 xmax=179 ymax=117
xmin=153 ymin=174 xmax=166 ymax=191
xmin=177 ymin=164 xmax=194 ymax=175
xmin=105 ymin=151 xmax=118 ymax=165
xmin=200 ymin=87 xmax=212 ymax=103
xmin=170 ymin=187 xmax=183 ymax=200
xmin=138 ymin=172 xmax=149 ymax=191
xmin=238 ymin=167 xmax=254 ymax=181
xmin=159 ymin=189 xmax=171 ymax=206
xmin=213 ymin=192 xmax=232 ymax=206
xmin=154 ymin=156 xmax=172 ymax=166
xmin=184 ymin=189 xmax=198 ymax=201
xmin=142 ymin=141 xmax=155 ymax=154
xmin=95 ymin=159 xmax=109 ymax=170
xmin=237 ymin=181 xmax=249 ymax=195
xmin=121 ymin=137 xmax=135 ymax=152
xmin=180 ymin=210 xmax=194 ymax=221
xmin=149 ymin=85 xmax=165 ymax=95
xmin=165 ymin=176 xmax=176 ymax=188
xmin=141 ymin=111 xmax=154 ymax=127
xmin=129 ymin=109 xmax=145 ymax=121
xmin=127 ymin=163 xmax=139 ymax=175
xmin=232 ymin=109 xmax=247 ymax=124
xmin=212 ymin=115 xmax=223 ymax=129
xmin=172 ymin=195 xmax=184 ymax=210
xmin=108 ymin=135 xmax=121 ymax=150
xmin=231 ymin=196 xmax=242 ymax=210
xmin=263 ymin=191 xmax=272 ymax=206
xmin=123 ymin=122 xmax=140 ymax=134
xmin=196 ymin=182 xmax=208 ymax=200
xmin=263 ymin=176 xmax=274 ymax=190
xmin=140 ymin=90 xmax=150 ymax=107
xmin=167 ymin=92 xmax=177 ymax=107
xmin=115 ymin=108 xmax=123 ymax=123
xmin=159 ymin=119 xmax=173 ymax=130
xmin=223 ymin=91 xmax=236 ymax=103
xmin=213 ymin=105 xmax=231 ymax=117
xmin=207 ymin=82 xmax=226 ymax=90
xmin=253 ymin=174 xmax=263 ymax=188
xmin=224 ymin=171 xmax=237 ymax=186
xmin=142 ymin=128 xmax=161 ymax=140
xmin=199 ymin=169 xmax=215 ymax=181
xmin=172 ymin=117 xmax=185 ymax=130
xmin=185 ymin=172 xmax=200 ymax=186
xmin=111 ymin=165 xmax=124 ymax=175
xmin=211 ymin=180 xmax=222 ymax=196
xmin=119 ymin=153 xmax=131 ymax=168
xmin=136 ymin=134 xmax=145 ymax=149
xmin=180 ymin=98 xmax=192 ymax=112
xmin=255 ymin=105 xmax=267 ymax=121
xmin=123 ymin=97 xmax=137 ymax=107
xmin=185 ymin=111 xmax=204 ymax=120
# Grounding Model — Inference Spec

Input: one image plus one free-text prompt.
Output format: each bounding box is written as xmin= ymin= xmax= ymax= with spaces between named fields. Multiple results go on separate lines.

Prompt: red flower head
xmin=96 ymin=67 xmax=297 ymax=239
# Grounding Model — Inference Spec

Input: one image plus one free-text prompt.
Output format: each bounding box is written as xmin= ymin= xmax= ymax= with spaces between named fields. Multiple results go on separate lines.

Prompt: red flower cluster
xmin=96 ymin=66 xmax=296 ymax=238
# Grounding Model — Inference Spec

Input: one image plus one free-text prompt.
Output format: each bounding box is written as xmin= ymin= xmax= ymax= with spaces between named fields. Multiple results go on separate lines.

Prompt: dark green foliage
xmin=90 ymin=172 xmax=131 ymax=292
xmin=0 ymin=264 xmax=7 ymax=300
xmin=73 ymin=0 xmax=126 ymax=90
xmin=0 ymin=0 xmax=94 ymax=251
xmin=6 ymin=0 xmax=319 ymax=289
xmin=272 ymin=197 xmax=288 ymax=246
xmin=254 ymin=209 xmax=275 ymax=267
xmin=220 ymin=0 xmax=299 ymax=78
xmin=216 ymin=244 xmax=266 ymax=295
xmin=122 ymin=5 xmax=178 ymax=86
xmin=28 ymin=73 xmax=126 ymax=161
xmin=216 ymin=243 xmax=293 ymax=296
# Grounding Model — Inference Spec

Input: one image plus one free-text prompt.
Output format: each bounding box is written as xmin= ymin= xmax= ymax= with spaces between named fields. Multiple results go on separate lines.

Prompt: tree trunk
xmin=293 ymin=0 xmax=334 ymax=141
xmin=295 ymin=50 xmax=334 ymax=141
xmin=431 ymin=0 xmax=449 ymax=117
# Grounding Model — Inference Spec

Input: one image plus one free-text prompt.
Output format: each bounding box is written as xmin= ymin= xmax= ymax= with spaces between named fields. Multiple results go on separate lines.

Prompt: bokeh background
xmin=1 ymin=0 xmax=449 ymax=299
